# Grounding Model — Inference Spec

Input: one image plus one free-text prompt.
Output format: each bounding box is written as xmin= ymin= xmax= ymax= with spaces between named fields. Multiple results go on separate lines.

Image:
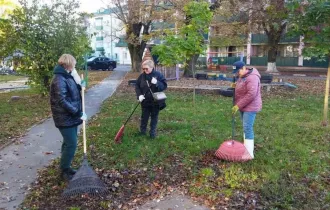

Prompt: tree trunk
xmin=266 ymin=28 xmax=281 ymax=73
xmin=322 ymin=55 xmax=330 ymax=126
xmin=264 ymin=19 xmax=286 ymax=73
xmin=181 ymin=0 xmax=221 ymax=76
xmin=128 ymin=43 xmax=143 ymax=72
xmin=184 ymin=54 xmax=199 ymax=77
xmin=266 ymin=45 xmax=278 ymax=72
xmin=191 ymin=56 xmax=197 ymax=104
xmin=43 ymin=75 xmax=50 ymax=90
xmin=126 ymin=22 xmax=149 ymax=72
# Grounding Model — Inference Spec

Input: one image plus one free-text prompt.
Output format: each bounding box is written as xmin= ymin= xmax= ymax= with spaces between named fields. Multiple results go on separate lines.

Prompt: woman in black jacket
xmin=50 ymin=54 xmax=86 ymax=181
xmin=135 ymin=59 xmax=167 ymax=138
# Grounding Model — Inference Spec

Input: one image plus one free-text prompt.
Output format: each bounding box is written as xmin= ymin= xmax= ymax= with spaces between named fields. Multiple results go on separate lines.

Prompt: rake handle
xmin=232 ymin=76 xmax=236 ymax=140
xmin=81 ymin=74 xmax=87 ymax=155
xmin=123 ymin=80 xmax=151 ymax=126
xmin=124 ymin=102 xmax=140 ymax=126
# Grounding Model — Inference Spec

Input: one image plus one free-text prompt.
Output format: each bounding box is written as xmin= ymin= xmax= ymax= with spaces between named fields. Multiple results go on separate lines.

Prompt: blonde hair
xmin=58 ymin=54 xmax=76 ymax=69
xmin=142 ymin=59 xmax=155 ymax=69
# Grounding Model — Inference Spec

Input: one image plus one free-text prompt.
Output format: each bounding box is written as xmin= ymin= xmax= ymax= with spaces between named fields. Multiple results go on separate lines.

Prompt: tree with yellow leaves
xmin=0 ymin=0 xmax=16 ymax=18
xmin=0 ymin=0 xmax=18 ymax=61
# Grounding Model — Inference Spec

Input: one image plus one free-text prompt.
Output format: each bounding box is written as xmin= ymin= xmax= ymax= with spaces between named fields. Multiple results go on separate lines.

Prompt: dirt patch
xmin=21 ymin=155 xmax=191 ymax=210
xmin=118 ymin=72 xmax=326 ymax=97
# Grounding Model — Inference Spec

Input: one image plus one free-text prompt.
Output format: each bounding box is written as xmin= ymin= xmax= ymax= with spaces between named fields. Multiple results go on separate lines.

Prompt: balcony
xmin=115 ymin=37 xmax=128 ymax=47
xmin=252 ymin=34 xmax=300 ymax=44
xmin=209 ymin=35 xmax=246 ymax=47
xmin=96 ymin=47 xmax=104 ymax=51
xmin=251 ymin=34 xmax=268 ymax=44
xmin=95 ymin=26 xmax=103 ymax=30
xmin=280 ymin=35 xmax=300 ymax=43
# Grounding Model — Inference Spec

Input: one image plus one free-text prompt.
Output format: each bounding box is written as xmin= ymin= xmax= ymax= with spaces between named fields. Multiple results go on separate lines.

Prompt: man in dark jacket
xmin=135 ymin=59 xmax=167 ymax=138
xmin=50 ymin=54 xmax=87 ymax=181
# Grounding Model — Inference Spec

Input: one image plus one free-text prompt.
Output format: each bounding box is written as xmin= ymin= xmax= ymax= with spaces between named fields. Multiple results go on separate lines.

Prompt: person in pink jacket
xmin=231 ymin=61 xmax=262 ymax=159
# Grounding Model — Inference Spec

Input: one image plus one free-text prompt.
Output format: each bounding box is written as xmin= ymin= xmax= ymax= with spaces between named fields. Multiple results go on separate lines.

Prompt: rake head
xmin=62 ymin=158 xmax=108 ymax=198
xmin=114 ymin=125 xmax=124 ymax=144
xmin=215 ymin=140 xmax=252 ymax=162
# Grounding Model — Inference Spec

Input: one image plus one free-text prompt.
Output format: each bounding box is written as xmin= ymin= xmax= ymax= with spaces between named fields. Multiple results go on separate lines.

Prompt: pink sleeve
xmin=236 ymin=76 xmax=259 ymax=109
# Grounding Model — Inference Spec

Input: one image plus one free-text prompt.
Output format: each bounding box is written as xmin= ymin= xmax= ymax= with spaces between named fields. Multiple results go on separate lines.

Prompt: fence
xmin=303 ymin=57 xmax=329 ymax=68
xmin=155 ymin=65 xmax=179 ymax=80
xmin=197 ymin=57 xmax=246 ymax=71
xmin=196 ymin=56 xmax=328 ymax=69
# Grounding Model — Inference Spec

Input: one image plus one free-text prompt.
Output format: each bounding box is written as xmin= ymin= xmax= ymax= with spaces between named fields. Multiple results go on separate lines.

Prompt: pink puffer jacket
xmin=234 ymin=68 xmax=262 ymax=112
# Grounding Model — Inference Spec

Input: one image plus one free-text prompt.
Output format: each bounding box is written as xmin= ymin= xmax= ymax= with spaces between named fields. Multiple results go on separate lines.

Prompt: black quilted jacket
xmin=50 ymin=65 xmax=82 ymax=128
xmin=135 ymin=70 xmax=167 ymax=108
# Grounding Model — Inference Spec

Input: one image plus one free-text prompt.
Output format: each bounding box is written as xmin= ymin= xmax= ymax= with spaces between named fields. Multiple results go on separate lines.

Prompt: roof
xmin=94 ymin=7 xmax=121 ymax=15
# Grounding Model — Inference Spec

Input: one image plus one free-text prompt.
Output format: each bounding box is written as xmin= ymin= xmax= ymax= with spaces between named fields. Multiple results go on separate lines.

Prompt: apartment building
xmin=87 ymin=7 xmax=131 ymax=64
xmin=204 ymin=0 xmax=328 ymax=69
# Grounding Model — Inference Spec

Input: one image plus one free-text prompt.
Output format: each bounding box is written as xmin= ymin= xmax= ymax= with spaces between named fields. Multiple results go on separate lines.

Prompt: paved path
xmin=0 ymin=79 xmax=29 ymax=92
xmin=0 ymin=69 xmax=128 ymax=210
xmin=138 ymin=192 xmax=209 ymax=210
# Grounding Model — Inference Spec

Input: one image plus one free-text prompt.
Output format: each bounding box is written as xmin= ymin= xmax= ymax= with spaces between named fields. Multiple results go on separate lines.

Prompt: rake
xmin=114 ymin=102 xmax=140 ymax=144
xmin=215 ymin=77 xmax=252 ymax=162
xmin=62 ymin=75 xmax=108 ymax=198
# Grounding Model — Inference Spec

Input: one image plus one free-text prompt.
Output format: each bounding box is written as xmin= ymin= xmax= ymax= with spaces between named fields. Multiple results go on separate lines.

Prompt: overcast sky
xmin=80 ymin=0 xmax=106 ymax=13
xmin=12 ymin=0 xmax=107 ymax=13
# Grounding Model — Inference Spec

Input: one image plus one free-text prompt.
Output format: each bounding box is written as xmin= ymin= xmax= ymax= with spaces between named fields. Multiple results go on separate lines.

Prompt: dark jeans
xmin=59 ymin=126 xmax=78 ymax=170
xmin=140 ymin=106 xmax=160 ymax=137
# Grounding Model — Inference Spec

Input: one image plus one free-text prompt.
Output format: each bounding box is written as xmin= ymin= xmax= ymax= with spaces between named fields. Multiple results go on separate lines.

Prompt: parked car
xmin=86 ymin=57 xmax=117 ymax=71
xmin=0 ymin=65 xmax=17 ymax=75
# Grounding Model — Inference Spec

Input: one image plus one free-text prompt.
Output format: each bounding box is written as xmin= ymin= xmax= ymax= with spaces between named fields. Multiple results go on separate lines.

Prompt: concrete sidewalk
xmin=0 ymin=79 xmax=29 ymax=92
xmin=0 ymin=70 xmax=127 ymax=210
xmin=138 ymin=192 xmax=209 ymax=210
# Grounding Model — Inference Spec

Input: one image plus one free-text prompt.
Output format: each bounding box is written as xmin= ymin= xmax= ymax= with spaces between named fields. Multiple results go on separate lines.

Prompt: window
xmin=95 ymin=18 xmax=103 ymax=26
xmin=284 ymin=45 xmax=299 ymax=57
xmin=123 ymin=52 xmax=127 ymax=59
xmin=87 ymin=57 xmax=96 ymax=62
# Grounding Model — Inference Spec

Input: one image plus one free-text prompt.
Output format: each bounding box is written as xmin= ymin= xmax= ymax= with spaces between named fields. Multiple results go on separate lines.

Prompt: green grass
xmin=0 ymin=71 xmax=111 ymax=147
xmin=20 ymin=90 xmax=330 ymax=209
xmin=0 ymin=88 xmax=51 ymax=146
xmin=79 ymin=91 xmax=329 ymax=209
xmin=0 ymin=75 xmax=27 ymax=82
